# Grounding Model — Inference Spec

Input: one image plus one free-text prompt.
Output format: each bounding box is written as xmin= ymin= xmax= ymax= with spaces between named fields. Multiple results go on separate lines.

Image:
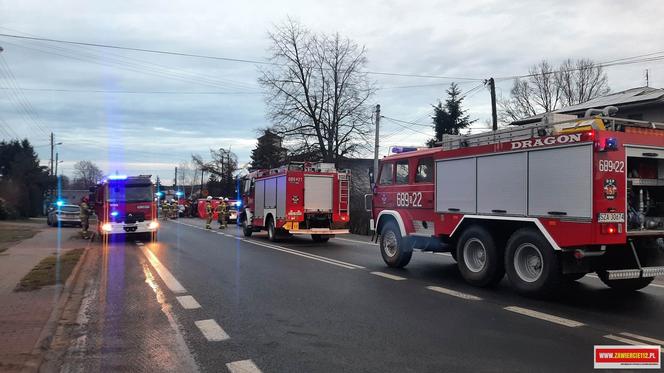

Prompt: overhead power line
xmin=0 ymin=32 xmax=485 ymax=81
xmin=0 ymin=87 xmax=262 ymax=95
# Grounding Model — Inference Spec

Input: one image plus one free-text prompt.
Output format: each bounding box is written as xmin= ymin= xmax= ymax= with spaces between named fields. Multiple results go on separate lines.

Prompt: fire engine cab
xmin=368 ymin=109 xmax=664 ymax=295
xmin=239 ymin=162 xmax=350 ymax=242
xmin=92 ymin=175 xmax=159 ymax=240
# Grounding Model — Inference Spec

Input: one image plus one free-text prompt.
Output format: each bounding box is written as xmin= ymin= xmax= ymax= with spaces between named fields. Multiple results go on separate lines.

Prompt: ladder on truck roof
xmin=338 ymin=170 xmax=350 ymax=215
xmin=439 ymin=116 xmax=664 ymax=150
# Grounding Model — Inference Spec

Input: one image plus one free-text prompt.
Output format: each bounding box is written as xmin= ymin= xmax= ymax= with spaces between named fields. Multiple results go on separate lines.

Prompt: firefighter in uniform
xmin=205 ymin=196 xmax=213 ymax=229
xmin=216 ymin=197 xmax=228 ymax=229
xmin=79 ymin=197 xmax=91 ymax=233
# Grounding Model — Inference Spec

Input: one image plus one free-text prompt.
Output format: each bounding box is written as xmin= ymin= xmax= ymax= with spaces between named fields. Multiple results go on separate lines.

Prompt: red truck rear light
xmin=600 ymin=223 xmax=622 ymax=234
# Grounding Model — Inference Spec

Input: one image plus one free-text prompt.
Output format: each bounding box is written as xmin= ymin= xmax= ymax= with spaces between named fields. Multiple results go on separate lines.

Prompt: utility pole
xmin=50 ymin=132 xmax=54 ymax=176
xmin=487 ymin=78 xmax=498 ymax=131
xmin=54 ymin=152 xmax=59 ymax=176
xmin=200 ymin=169 xmax=204 ymax=195
xmin=373 ymin=104 xmax=381 ymax=182
xmin=174 ymin=167 xmax=178 ymax=190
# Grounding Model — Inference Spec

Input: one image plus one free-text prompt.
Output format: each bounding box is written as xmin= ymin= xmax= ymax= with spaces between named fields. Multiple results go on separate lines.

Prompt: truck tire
xmin=267 ymin=217 xmax=279 ymax=242
xmin=456 ymin=226 xmax=504 ymax=287
xmin=311 ymin=234 xmax=330 ymax=242
xmin=505 ymin=228 xmax=561 ymax=296
xmin=597 ymin=272 xmax=654 ymax=292
xmin=242 ymin=220 xmax=253 ymax=237
xmin=379 ymin=221 xmax=412 ymax=268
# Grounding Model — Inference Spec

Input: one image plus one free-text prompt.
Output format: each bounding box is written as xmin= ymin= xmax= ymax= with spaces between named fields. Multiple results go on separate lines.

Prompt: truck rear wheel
xmin=311 ymin=234 xmax=330 ymax=242
xmin=597 ymin=272 xmax=654 ymax=292
xmin=380 ymin=221 xmax=412 ymax=268
xmin=456 ymin=226 xmax=504 ymax=287
xmin=267 ymin=217 xmax=279 ymax=242
xmin=242 ymin=220 xmax=253 ymax=237
xmin=505 ymin=228 xmax=561 ymax=296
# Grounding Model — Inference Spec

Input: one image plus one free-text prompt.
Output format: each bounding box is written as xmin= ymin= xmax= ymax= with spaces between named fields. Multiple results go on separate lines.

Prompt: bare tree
xmin=192 ymin=148 xmax=238 ymax=196
xmin=556 ymin=58 xmax=610 ymax=107
xmin=72 ymin=160 xmax=103 ymax=189
xmin=499 ymin=59 xmax=610 ymax=123
xmin=258 ymin=19 xmax=375 ymax=163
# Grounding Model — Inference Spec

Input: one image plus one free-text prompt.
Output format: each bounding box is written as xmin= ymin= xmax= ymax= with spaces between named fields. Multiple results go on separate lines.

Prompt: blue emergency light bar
xmin=56 ymin=200 xmax=64 ymax=207
xmin=390 ymin=146 xmax=419 ymax=154
xmin=108 ymin=175 xmax=128 ymax=180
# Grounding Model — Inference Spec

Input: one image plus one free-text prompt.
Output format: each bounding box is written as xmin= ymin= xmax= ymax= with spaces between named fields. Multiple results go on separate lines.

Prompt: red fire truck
xmin=368 ymin=110 xmax=664 ymax=295
xmin=92 ymin=175 xmax=159 ymax=240
xmin=239 ymin=162 xmax=350 ymax=242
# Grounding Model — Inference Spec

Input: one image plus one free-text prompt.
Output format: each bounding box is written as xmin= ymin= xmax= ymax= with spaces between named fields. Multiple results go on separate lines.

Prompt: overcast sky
xmin=0 ymin=0 xmax=662 ymax=183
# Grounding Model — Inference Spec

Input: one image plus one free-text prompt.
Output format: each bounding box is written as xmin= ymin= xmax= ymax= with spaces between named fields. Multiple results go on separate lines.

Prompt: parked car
xmin=47 ymin=203 xmax=81 ymax=227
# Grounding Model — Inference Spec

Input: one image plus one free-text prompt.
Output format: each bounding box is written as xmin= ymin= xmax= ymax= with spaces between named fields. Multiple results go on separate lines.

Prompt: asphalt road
xmin=62 ymin=218 xmax=664 ymax=372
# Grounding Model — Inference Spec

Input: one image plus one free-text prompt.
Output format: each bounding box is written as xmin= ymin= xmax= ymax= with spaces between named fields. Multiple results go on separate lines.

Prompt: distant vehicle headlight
xmin=148 ymin=221 xmax=159 ymax=230
xmin=102 ymin=223 xmax=113 ymax=232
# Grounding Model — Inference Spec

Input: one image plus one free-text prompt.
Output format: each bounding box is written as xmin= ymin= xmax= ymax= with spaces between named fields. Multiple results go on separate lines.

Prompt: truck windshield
xmin=107 ymin=185 xmax=152 ymax=202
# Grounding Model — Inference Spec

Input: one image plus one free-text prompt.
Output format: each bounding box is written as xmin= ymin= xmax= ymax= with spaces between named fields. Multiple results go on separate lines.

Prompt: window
xmin=415 ymin=158 xmax=434 ymax=183
xmin=378 ymin=163 xmax=393 ymax=185
xmin=395 ymin=160 xmax=409 ymax=184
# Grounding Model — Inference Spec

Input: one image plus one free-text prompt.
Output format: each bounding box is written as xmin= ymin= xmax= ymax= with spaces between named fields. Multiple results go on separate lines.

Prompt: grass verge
xmin=0 ymin=225 xmax=39 ymax=254
xmin=15 ymin=248 xmax=85 ymax=291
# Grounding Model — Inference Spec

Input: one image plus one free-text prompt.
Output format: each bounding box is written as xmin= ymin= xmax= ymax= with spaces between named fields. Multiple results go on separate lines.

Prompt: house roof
xmin=511 ymin=86 xmax=664 ymax=125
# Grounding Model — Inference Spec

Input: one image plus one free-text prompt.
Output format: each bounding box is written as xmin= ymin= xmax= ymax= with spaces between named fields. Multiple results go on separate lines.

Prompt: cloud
xmin=2 ymin=0 xmax=663 ymax=181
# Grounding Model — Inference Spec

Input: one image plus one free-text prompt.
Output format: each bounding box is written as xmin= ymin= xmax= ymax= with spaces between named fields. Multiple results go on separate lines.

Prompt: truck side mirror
xmin=368 ymin=170 xmax=375 ymax=190
xmin=364 ymin=194 xmax=373 ymax=212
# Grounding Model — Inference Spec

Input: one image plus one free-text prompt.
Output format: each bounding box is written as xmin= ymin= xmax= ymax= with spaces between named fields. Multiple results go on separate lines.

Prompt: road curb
xmin=21 ymin=240 xmax=95 ymax=373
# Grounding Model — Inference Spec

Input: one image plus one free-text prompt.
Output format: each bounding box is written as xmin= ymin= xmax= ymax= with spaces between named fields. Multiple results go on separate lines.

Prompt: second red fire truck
xmin=368 ymin=109 xmax=664 ymax=295
xmin=239 ymin=162 xmax=350 ymax=242
xmin=92 ymin=175 xmax=159 ymax=240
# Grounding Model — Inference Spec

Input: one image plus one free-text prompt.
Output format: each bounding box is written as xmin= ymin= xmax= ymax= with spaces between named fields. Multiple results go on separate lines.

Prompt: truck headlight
xmin=102 ymin=223 xmax=113 ymax=232
xmin=148 ymin=221 xmax=159 ymax=230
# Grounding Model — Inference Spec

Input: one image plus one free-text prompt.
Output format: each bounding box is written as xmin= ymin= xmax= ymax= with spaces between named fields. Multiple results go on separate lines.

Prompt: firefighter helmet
xmin=206 ymin=196 xmax=213 ymax=201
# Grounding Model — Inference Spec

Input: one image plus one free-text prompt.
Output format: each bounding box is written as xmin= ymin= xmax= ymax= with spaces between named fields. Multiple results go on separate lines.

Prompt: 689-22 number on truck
xmin=396 ymin=192 xmax=422 ymax=207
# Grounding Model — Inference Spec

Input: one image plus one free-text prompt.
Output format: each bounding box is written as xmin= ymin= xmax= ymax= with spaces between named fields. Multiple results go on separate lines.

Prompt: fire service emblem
xmin=604 ymin=179 xmax=617 ymax=200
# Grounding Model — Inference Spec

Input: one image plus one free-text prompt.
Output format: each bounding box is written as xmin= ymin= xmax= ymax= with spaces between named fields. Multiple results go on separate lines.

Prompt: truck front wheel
xmin=597 ymin=273 xmax=654 ymax=292
xmin=505 ymin=228 xmax=561 ymax=296
xmin=380 ymin=221 xmax=412 ymax=268
xmin=456 ymin=226 xmax=504 ymax=287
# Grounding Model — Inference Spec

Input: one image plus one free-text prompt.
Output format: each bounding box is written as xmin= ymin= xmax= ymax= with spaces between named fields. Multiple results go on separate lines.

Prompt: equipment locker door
xmin=304 ymin=175 xmax=333 ymax=212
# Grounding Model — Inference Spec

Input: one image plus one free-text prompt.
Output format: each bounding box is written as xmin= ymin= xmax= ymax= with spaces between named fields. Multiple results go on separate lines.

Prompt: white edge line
xmin=226 ymin=359 xmax=262 ymax=373
xmin=194 ymin=319 xmax=230 ymax=341
xmin=334 ymin=237 xmax=378 ymax=246
xmin=140 ymin=246 xmax=187 ymax=294
xmin=504 ymin=306 xmax=584 ymax=328
xmin=370 ymin=271 xmax=407 ymax=281
xmin=426 ymin=286 xmax=482 ymax=301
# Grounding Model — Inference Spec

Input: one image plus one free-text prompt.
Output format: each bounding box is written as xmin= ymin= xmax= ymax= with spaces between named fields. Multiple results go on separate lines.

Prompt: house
xmin=512 ymin=86 xmax=664 ymax=126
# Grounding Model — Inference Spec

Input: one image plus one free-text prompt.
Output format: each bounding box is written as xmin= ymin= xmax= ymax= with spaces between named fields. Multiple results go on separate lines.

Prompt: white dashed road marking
xmin=195 ymin=319 xmax=230 ymax=341
xmin=140 ymin=245 xmax=187 ymax=294
xmin=619 ymin=332 xmax=664 ymax=350
xmin=504 ymin=306 xmax=584 ymax=328
xmin=226 ymin=359 xmax=262 ymax=373
xmin=426 ymin=286 xmax=482 ymax=301
xmin=604 ymin=334 xmax=649 ymax=346
xmin=176 ymin=295 xmax=202 ymax=310
xmin=370 ymin=272 xmax=407 ymax=281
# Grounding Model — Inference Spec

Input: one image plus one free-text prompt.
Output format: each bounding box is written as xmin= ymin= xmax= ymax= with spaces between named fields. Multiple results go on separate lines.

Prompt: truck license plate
xmin=597 ymin=213 xmax=624 ymax=223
